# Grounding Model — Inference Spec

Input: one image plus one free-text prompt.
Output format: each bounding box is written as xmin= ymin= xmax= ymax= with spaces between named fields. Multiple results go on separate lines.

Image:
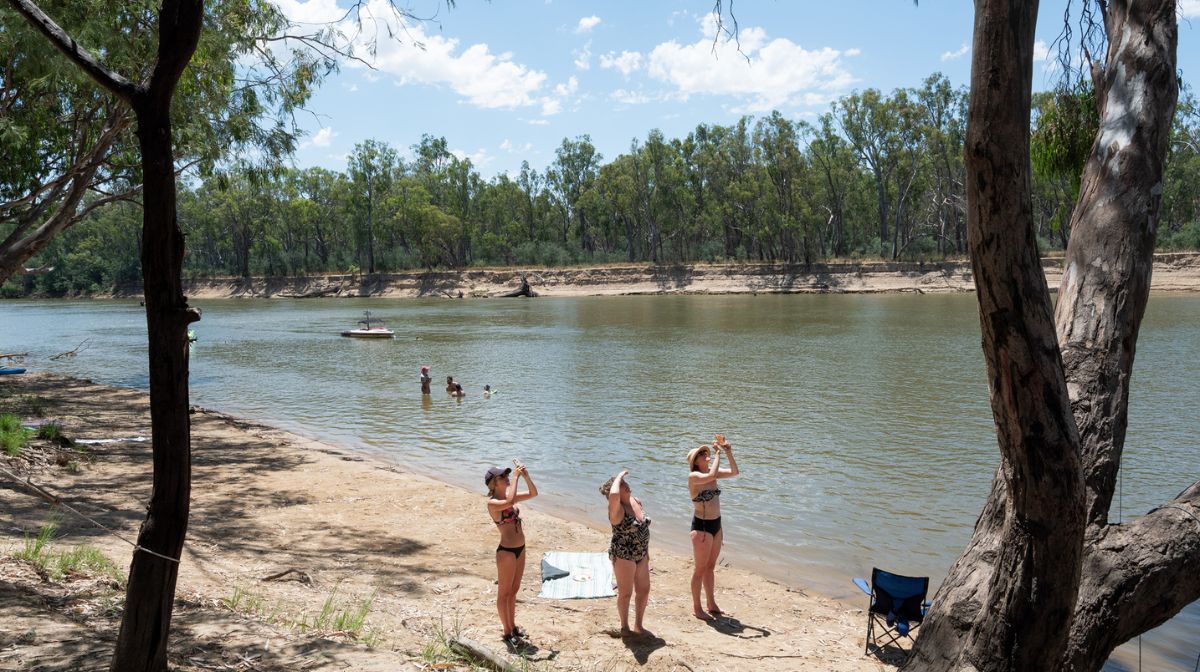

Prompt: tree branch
xmin=3 ymin=0 xmax=141 ymax=102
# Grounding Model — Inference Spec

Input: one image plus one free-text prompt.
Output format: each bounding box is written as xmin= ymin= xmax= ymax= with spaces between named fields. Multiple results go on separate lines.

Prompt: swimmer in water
xmin=452 ymin=383 xmax=466 ymax=398
xmin=484 ymin=384 xmax=492 ymax=398
xmin=420 ymin=365 xmax=432 ymax=395
xmin=445 ymin=376 xmax=456 ymax=394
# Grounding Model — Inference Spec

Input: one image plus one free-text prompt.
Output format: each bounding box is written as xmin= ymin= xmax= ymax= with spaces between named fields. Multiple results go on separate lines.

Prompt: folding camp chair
xmin=853 ymin=567 xmax=930 ymax=660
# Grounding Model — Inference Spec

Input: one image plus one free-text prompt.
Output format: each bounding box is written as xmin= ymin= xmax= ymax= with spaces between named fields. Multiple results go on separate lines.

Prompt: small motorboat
xmin=0 ymin=367 xmax=26 ymax=375
xmin=341 ymin=311 xmax=394 ymax=339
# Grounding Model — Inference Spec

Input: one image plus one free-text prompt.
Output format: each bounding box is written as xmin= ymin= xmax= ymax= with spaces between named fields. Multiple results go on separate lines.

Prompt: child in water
xmin=452 ymin=383 xmax=466 ymax=398
xmin=484 ymin=384 xmax=493 ymax=398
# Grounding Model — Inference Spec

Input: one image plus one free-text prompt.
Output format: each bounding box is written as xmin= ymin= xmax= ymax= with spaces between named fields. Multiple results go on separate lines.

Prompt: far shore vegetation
xmin=6 ymin=75 xmax=1200 ymax=298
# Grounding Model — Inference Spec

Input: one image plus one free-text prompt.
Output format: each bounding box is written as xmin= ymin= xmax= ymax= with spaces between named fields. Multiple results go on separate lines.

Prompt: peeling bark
xmin=911 ymin=2 xmax=1186 ymax=672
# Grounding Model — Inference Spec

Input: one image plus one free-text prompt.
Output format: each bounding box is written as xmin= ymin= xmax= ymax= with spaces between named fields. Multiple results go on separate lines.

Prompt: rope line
xmin=0 ymin=464 xmax=181 ymax=564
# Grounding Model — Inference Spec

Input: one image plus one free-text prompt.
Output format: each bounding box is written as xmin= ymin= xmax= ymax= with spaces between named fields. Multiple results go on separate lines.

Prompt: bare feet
xmin=620 ymin=626 xmax=636 ymax=638
xmin=707 ymin=604 xmax=726 ymax=616
xmin=693 ymin=608 xmax=715 ymax=621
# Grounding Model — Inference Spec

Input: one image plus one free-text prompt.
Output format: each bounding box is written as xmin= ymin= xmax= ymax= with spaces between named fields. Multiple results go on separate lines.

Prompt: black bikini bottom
xmin=497 ymin=544 xmax=526 ymax=559
xmin=691 ymin=516 xmax=722 ymax=535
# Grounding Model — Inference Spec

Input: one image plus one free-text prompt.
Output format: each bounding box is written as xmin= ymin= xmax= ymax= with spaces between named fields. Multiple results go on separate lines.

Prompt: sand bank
xmin=95 ymin=252 xmax=1200 ymax=300
xmin=0 ymin=374 xmax=891 ymax=671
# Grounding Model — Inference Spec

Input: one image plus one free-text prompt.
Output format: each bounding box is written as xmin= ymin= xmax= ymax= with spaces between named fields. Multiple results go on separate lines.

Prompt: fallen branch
xmin=260 ymin=568 xmax=313 ymax=584
xmin=449 ymin=636 xmax=517 ymax=672
xmin=50 ymin=339 xmax=90 ymax=360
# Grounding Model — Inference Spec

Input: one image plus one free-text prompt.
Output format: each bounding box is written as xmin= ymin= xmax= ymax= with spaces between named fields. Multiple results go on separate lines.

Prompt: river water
xmin=1 ymin=294 xmax=1197 ymax=670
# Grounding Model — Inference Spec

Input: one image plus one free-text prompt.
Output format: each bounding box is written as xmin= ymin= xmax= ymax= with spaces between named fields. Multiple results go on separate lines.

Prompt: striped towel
xmin=537 ymin=552 xmax=616 ymax=600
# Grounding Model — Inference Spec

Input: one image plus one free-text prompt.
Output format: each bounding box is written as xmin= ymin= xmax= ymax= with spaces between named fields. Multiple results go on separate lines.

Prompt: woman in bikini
xmin=485 ymin=461 xmax=538 ymax=649
xmin=687 ymin=434 xmax=739 ymax=620
xmin=601 ymin=470 xmax=651 ymax=636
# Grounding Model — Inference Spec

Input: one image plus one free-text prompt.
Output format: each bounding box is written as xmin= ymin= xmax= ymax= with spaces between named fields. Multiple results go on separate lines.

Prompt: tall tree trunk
xmin=4 ymin=2 xmax=203 ymax=669
xmin=906 ymin=2 xmax=1088 ymax=670
xmin=109 ymin=1 xmax=204 ymax=668
xmin=1059 ymin=2 xmax=1192 ymax=669
xmin=912 ymin=3 xmax=1192 ymax=672
xmin=874 ymin=167 xmax=889 ymax=255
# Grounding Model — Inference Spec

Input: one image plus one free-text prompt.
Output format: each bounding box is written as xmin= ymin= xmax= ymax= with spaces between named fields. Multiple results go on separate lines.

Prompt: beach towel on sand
xmin=537 ymin=552 xmax=616 ymax=600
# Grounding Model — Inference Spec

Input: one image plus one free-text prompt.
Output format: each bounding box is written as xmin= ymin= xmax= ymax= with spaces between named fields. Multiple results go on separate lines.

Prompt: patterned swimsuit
xmin=609 ymin=505 xmax=651 ymax=563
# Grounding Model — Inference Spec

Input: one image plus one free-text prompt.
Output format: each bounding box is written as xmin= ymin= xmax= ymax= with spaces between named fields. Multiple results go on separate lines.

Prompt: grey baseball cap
xmin=484 ymin=466 xmax=511 ymax=485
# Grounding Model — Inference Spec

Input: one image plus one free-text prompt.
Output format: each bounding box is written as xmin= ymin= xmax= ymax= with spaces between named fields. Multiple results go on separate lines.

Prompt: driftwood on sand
xmin=499 ymin=274 xmax=537 ymax=297
xmin=450 ymin=636 xmax=517 ymax=671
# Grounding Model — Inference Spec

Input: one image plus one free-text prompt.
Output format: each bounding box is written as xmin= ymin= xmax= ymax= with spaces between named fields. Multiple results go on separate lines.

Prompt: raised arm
xmin=608 ymin=470 xmax=627 ymax=525
xmin=514 ymin=462 xmax=538 ymax=502
xmin=488 ymin=471 xmax=519 ymax=511
xmin=717 ymin=440 xmax=739 ymax=479
xmin=689 ymin=448 xmax=721 ymax=486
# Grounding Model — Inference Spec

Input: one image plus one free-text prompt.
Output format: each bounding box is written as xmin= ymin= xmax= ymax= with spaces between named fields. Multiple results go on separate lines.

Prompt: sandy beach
xmin=0 ymin=374 xmax=891 ymax=671
xmin=85 ymin=252 xmax=1200 ymax=300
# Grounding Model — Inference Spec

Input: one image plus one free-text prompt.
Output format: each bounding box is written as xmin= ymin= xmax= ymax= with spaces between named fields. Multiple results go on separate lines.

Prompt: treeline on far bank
xmin=7 ymin=73 xmax=1200 ymax=297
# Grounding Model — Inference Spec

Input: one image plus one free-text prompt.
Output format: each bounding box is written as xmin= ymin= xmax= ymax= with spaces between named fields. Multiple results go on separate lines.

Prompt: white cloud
xmin=576 ymin=15 xmax=601 ymax=34
xmin=312 ymin=127 xmax=335 ymax=147
xmin=612 ymin=88 xmax=652 ymax=105
xmin=528 ymin=119 xmax=550 ymax=126
xmin=1183 ymin=0 xmax=1200 ymax=17
xmin=941 ymin=43 xmax=969 ymax=62
xmin=348 ymin=83 xmax=359 ymax=92
xmin=499 ymin=138 xmax=512 ymax=151
xmin=279 ymin=0 xmax=548 ymax=111
xmin=451 ymin=147 xmax=494 ymax=168
xmin=646 ymin=15 xmax=858 ymax=113
xmin=600 ymin=50 xmax=644 ymax=76
xmin=574 ymin=41 xmax=592 ymax=70
xmin=1033 ymin=40 xmax=1050 ymax=62
xmin=300 ymin=126 xmax=337 ymax=149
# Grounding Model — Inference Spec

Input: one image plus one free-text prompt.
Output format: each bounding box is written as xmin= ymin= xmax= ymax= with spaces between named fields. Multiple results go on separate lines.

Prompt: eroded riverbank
xmin=76 ymin=252 xmax=1200 ymax=299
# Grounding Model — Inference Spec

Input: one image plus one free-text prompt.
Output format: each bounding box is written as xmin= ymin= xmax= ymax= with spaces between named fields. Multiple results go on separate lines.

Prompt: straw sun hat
xmin=687 ymin=445 xmax=713 ymax=471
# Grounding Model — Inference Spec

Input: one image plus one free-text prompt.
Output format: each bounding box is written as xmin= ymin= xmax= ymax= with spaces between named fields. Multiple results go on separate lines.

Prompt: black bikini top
xmin=692 ymin=488 xmax=721 ymax=503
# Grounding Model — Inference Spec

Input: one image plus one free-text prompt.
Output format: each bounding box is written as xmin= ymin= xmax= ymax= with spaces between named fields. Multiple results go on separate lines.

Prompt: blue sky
xmin=278 ymin=0 xmax=1200 ymax=177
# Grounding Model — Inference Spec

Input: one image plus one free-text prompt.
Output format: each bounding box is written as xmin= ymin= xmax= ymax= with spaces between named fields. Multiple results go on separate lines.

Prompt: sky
xmin=277 ymin=0 xmax=1200 ymax=178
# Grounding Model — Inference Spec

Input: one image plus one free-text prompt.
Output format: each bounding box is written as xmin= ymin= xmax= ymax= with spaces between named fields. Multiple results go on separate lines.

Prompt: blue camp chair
xmin=853 ymin=568 xmax=930 ymax=660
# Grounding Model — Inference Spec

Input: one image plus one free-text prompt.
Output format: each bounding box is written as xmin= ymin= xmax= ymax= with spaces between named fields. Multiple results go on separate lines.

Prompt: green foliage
xmin=15 ymin=71 xmax=1200 ymax=292
xmin=14 ymin=517 xmax=59 ymax=566
xmin=9 ymin=516 xmax=124 ymax=583
xmin=1031 ymin=84 xmax=1100 ymax=200
xmin=0 ymin=413 xmax=33 ymax=456
xmin=36 ymin=422 xmax=63 ymax=441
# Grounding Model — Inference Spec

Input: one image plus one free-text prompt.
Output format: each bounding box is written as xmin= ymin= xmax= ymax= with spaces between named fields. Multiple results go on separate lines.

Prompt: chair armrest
xmin=853 ymin=577 xmax=871 ymax=596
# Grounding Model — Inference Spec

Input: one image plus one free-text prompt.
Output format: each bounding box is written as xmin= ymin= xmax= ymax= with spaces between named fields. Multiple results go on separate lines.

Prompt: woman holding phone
xmin=485 ymin=460 xmax=538 ymax=649
xmin=687 ymin=434 xmax=739 ymax=620
xmin=601 ymin=469 xmax=652 ymax=636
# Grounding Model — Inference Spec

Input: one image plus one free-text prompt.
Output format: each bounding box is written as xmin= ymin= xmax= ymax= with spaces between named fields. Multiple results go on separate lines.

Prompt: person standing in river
xmin=602 ymin=469 xmax=652 ymax=636
xmin=420 ymin=365 xmax=431 ymax=395
xmin=486 ymin=461 xmax=538 ymax=650
xmin=445 ymin=375 xmax=456 ymax=394
xmin=687 ymin=434 xmax=739 ymax=620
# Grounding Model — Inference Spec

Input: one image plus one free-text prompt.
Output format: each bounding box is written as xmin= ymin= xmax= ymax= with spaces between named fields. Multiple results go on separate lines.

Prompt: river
xmin=1 ymin=294 xmax=1197 ymax=670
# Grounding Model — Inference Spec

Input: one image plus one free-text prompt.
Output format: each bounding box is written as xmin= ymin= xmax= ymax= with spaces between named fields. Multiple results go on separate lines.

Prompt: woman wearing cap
xmin=485 ymin=461 xmax=538 ymax=649
xmin=602 ymin=470 xmax=651 ymax=636
xmin=687 ymin=435 xmax=739 ymax=620
xmin=420 ymin=366 xmax=432 ymax=395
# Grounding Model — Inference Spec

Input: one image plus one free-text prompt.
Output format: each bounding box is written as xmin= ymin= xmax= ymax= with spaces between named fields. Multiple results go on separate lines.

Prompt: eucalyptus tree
xmin=908 ymin=2 xmax=1190 ymax=670
xmin=801 ymin=113 xmax=873 ymax=257
xmin=347 ymin=139 xmax=398 ymax=274
xmin=0 ymin=0 xmax=322 ymax=282
xmin=835 ymin=88 xmax=903 ymax=256
xmin=912 ymin=73 xmax=967 ymax=255
xmin=547 ymin=135 xmax=601 ymax=252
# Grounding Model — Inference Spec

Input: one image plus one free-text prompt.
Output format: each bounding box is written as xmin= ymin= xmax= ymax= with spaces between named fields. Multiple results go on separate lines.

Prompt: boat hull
xmin=0 ymin=367 xmax=26 ymax=375
xmin=340 ymin=330 xmax=394 ymax=339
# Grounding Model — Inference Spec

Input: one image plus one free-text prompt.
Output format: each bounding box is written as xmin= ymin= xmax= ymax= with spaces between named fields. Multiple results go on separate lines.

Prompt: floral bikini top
xmin=495 ymin=505 xmax=522 ymax=527
xmin=692 ymin=488 xmax=721 ymax=503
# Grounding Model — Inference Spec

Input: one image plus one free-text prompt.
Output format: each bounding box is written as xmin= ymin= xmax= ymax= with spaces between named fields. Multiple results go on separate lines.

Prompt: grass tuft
xmin=36 ymin=422 xmax=63 ymax=441
xmin=0 ymin=413 xmax=34 ymax=456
